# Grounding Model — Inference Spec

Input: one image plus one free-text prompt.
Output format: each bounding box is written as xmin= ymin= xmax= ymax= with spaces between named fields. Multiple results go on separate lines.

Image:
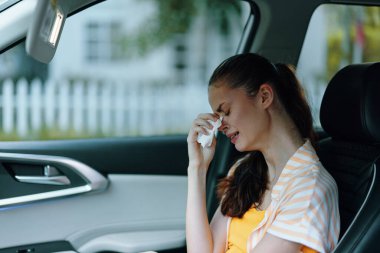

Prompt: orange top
xmin=226 ymin=208 xmax=265 ymax=253
xmin=226 ymin=208 xmax=318 ymax=253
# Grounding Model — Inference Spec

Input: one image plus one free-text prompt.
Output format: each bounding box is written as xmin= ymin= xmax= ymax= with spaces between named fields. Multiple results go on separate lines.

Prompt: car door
xmin=0 ymin=136 xmax=189 ymax=253
xmin=0 ymin=0 xmax=253 ymax=252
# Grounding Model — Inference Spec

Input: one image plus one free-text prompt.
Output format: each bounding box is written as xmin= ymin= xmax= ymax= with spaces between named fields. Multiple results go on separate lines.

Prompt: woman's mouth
xmin=230 ymin=132 xmax=239 ymax=144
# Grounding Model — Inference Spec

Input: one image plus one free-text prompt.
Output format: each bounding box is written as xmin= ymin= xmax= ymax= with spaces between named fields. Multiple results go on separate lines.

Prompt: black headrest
xmin=320 ymin=62 xmax=380 ymax=143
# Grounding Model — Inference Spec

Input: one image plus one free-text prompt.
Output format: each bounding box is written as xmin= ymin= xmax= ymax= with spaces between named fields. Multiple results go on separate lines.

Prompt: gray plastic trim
xmin=78 ymin=230 xmax=185 ymax=253
xmin=15 ymin=174 xmax=71 ymax=185
xmin=0 ymin=152 xmax=108 ymax=208
xmin=0 ymin=0 xmax=21 ymax=12
xmin=0 ymin=0 xmax=37 ymax=51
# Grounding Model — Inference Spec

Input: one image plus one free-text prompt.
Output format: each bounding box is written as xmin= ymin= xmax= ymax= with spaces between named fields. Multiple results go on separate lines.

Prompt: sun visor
xmin=26 ymin=0 xmax=68 ymax=63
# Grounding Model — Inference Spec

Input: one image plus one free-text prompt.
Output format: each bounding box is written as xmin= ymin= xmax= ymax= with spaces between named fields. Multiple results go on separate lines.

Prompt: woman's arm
xmin=252 ymin=233 xmax=301 ymax=253
xmin=186 ymin=169 xmax=227 ymax=253
xmin=186 ymin=113 xmax=226 ymax=253
xmin=186 ymin=165 xmax=213 ymax=252
xmin=210 ymin=206 xmax=228 ymax=253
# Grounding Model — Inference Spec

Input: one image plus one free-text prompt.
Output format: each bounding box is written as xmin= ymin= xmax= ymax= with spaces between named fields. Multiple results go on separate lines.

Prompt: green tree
xmin=326 ymin=5 xmax=380 ymax=80
xmin=122 ymin=0 xmax=243 ymax=57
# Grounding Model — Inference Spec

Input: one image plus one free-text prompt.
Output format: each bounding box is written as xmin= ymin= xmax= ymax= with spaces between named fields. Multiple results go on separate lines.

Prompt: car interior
xmin=0 ymin=0 xmax=379 ymax=252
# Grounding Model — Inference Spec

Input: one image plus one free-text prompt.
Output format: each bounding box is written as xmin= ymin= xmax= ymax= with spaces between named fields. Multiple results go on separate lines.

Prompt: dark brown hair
xmin=209 ymin=53 xmax=315 ymax=217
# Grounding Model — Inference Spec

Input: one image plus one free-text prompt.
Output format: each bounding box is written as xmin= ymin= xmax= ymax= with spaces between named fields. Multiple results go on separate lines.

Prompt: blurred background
xmin=0 ymin=1 xmax=379 ymax=140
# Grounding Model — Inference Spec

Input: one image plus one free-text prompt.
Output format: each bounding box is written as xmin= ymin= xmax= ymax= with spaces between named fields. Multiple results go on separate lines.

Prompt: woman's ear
xmin=258 ymin=83 xmax=274 ymax=109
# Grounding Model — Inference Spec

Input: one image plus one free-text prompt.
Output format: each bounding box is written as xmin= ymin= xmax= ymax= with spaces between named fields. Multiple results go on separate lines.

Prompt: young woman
xmin=186 ymin=53 xmax=340 ymax=253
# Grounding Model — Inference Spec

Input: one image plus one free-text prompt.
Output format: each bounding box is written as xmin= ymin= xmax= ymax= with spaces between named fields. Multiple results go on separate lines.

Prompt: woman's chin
xmin=234 ymin=141 xmax=256 ymax=152
xmin=234 ymin=142 xmax=246 ymax=152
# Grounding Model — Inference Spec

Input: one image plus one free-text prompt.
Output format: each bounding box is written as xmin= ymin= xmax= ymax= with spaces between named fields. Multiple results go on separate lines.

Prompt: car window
xmin=0 ymin=0 xmax=250 ymax=140
xmin=297 ymin=4 xmax=380 ymax=127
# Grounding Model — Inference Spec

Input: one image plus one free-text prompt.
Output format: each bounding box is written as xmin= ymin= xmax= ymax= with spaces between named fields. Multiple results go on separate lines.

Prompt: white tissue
xmin=197 ymin=117 xmax=222 ymax=148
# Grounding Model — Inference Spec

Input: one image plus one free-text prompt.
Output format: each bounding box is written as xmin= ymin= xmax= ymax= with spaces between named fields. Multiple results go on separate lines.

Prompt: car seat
xmin=318 ymin=62 xmax=380 ymax=252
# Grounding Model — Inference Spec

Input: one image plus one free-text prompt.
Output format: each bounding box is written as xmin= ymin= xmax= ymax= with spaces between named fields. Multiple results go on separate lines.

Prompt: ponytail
xmin=274 ymin=63 xmax=316 ymax=146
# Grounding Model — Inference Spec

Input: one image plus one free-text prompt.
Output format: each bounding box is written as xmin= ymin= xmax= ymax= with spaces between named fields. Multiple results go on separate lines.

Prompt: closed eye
xmin=222 ymin=109 xmax=230 ymax=117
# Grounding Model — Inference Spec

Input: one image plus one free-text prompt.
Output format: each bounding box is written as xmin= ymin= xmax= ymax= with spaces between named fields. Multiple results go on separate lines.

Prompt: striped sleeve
xmin=267 ymin=166 xmax=340 ymax=253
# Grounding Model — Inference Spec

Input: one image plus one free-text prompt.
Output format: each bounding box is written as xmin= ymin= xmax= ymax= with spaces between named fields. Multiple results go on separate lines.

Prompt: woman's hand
xmin=187 ymin=113 xmax=219 ymax=170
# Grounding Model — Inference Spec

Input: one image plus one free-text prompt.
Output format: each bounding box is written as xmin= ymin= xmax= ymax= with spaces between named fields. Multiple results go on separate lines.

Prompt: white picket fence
xmin=0 ymin=78 xmax=210 ymax=138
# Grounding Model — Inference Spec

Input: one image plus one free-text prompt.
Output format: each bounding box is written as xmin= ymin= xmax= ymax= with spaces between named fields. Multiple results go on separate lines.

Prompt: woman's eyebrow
xmin=216 ymin=103 xmax=225 ymax=113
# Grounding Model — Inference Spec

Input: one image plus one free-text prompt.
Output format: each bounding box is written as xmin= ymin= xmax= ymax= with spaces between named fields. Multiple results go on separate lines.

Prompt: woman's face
xmin=208 ymin=83 xmax=271 ymax=152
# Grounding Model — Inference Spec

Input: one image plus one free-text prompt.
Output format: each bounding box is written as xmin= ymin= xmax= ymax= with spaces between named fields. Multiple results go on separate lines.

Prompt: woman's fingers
xmin=191 ymin=125 xmax=208 ymax=136
xmin=193 ymin=119 xmax=212 ymax=130
xmin=188 ymin=113 xmax=219 ymax=144
xmin=197 ymin=113 xmax=219 ymax=122
xmin=193 ymin=113 xmax=218 ymax=129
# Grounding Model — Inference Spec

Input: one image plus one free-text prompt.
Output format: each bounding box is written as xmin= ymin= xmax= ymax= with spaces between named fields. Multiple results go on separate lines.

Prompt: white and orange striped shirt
xmin=226 ymin=140 xmax=340 ymax=253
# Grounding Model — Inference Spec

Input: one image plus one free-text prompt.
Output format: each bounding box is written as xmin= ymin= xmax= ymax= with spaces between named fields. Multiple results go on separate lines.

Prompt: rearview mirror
xmin=26 ymin=0 xmax=68 ymax=63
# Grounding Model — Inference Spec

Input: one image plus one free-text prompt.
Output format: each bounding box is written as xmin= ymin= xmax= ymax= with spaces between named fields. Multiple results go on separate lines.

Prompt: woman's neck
xmin=261 ymin=117 xmax=305 ymax=186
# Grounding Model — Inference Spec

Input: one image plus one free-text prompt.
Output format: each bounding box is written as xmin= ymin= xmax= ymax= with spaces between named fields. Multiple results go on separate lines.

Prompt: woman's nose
xmin=218 ymin=119 xmax=228 ymax=133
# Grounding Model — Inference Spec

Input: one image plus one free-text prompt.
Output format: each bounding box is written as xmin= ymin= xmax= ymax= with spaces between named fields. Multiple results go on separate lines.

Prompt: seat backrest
xmin=318 ymin=63 xmax=380 ymax=252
